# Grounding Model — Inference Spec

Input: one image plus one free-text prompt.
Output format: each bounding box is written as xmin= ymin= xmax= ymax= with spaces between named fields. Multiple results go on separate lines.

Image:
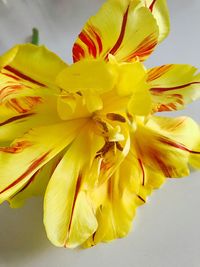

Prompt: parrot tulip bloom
xmin=0 ymin=0 xmax=200 ymax=248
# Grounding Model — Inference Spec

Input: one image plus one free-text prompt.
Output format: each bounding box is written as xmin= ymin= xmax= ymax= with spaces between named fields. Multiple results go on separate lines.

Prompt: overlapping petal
xmin=133 ymin=116 xmax=200 ymax=178
xmin=147 ymin=64 xmax=200 ymax=112
xmin=44 ymin=121 xmax=130 ymax=248
xmin=44 ymin=127 xmax=102 ymax=248
xmin=140 ymin=0 xmax=170 ymax=42
xmin=72 ymin=0 xmax=159 ymax=63
xmin=8 ymin=151 xmax=66 ymax=208
xmin=83 ymin=148 xmax=164 ymax=248
xmin=0 ymin=44 xmax=67 ymax=141
xmin=0 ymin=119 xmax=86 ymax=203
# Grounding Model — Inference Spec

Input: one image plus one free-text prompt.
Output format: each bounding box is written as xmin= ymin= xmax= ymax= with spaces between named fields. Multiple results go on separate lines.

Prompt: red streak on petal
xmin=11 ymin=169 xmax=40 ymax=197
xmin=79 ymin=31 xmax=97 ymax=58
xmin=149 ymin=0 xmax=157 ymax=12
xmin=154 ymin=154 xmax=172 ymax=177
xmin=159 ymin=137 xmax=200 ymax=155
xmin=0 ymin=152 xmax=50 ymax=195
xmin=64 ymin=174 xmax=82 ymax=247
xmin=100 ymin=160 xmax=112 ymax=171
xmin=72 ymin=43 xmax=85 ymax=62
xmin=147 ymin=65 xmax=173 ymax=82
xmin=159 ymin=102 xmax=177 ymax=111
xmin=7 ymin=98 xmax=29 ymax=113
xmin=1 ymin=72 xmax=20 ymax=81
xmin=138 ymin=159 xmax=145 ymax=186
xmin=0 ymin=85 xmax=23 ymax=101
xmin=150 ymin=82 xmax=200 ymax=93
xmin=0 ymin=141 xmax=32 ymax=154
xmin=93 ymin=28 xmax=103 ymax=55
xmin=0 ymin=113 xmax=34 ymax=126
xmin=73 ymin=26 xmax=102 ymax=62
xmin=125 ymin=34 xmax=157 ymax=62
xmin=137 ymin=195 xmax=146 ymax=203
xmin=105 ymin=5 xmax=130 ymax=59
xmin=4 ymin=66 xmax=45 ymax=87
xmin=5 ymin=96 xmax=42 ymax=114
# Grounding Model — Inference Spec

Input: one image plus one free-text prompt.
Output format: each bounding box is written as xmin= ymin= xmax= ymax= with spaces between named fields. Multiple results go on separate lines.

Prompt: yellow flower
xmin=0 ymin=0 xmax=200 ymax=248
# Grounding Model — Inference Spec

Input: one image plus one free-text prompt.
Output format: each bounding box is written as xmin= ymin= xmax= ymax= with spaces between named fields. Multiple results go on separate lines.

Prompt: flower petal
xmin=0 ymin=44 xmax=67 ymax=141
xmin=140 ymin=0 xmax=170 ymax=42
xmin=8 ymin=151 xmax=65 ymax=208
xmin=0 ymin=120 xmax=86 ymax=203
xmin=148 ymin=64 xmax=200 ymax=112
xmin=0 ymin=44 xmax=67 ymax=86
xmin=72 ymin=0 xmax=158 ymax=62
xmin=56 ymin=60 xmax=116 ymax=94
xmin=85 ymin=168 xmax=137 ymax=246
xmin=133 ymin=116 xmax=200 ymax=178
xmin=83 ymin=152 xmax=164 ymax=248
xmin=0 ymin=95 xmax=61 ymax=143
xmin=44 ymin=127 xmax=104 ymax=248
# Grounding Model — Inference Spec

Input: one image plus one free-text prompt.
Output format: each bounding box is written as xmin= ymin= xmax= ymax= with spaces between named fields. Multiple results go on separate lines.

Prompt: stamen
xmin=106 ymin=113 xmax=126 ymax=123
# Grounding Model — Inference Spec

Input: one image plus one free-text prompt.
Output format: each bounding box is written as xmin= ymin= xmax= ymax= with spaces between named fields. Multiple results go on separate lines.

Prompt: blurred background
xmin=0 ymin=0 xmax=200 ymax=266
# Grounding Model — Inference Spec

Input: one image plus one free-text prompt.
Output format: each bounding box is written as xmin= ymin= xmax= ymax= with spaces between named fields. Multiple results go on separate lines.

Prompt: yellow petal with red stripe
xmin=133 ymin=116 xmax=200 ymax=178
xmin=148 ymin=64 xmax=200 ymax=112
xmin=0 ymin=119 xmax=86 ymax=203
xmin=0 ymin=44 xmax=67 ymax=141
xmin=140 ymin=0 xmax=170 ymax=42
xmin=0 ymin=94 xmax=61 ymax=142
xmin=0 ymin=44 xmax=67 ymax=86
xmin=8 ymin=151 xmax=66 ymax=208
xmin=83 ymin=143 xmax=164 ymax=248
xmin=44 ymin=126 xmax=104 ymax=248
xmin=72 ymin=0 xmax=158 ymax=62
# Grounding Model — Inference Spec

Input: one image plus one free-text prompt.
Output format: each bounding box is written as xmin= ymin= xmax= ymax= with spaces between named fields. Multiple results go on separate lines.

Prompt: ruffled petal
xmin=140 ymin=0 xmax=170 ymax=42
xmin=84 ymin=165 xmax=137 ymax=247
xmin=133 ymin=116 xmax=200 ymax=178
xmin=44 ymin=127 xmax=104 ymax=248
xmin=44 ymin=117 xmax=131 ymax=248
xmin=147 ymin=64 xmax=200 ymax=112
xmin=110 ymin=59 xmax=152 ymax=116
xmin=0 ymin=44 xmax=67 ymax=141
xmin=0 ymin=44 xmax=67 ymax=86
xmin=72 ymin=0 xmax=158 ymax=62
xmin=83 ymin=142 xmax=165 ymax=248
xmin=56 ymin=60 xmax=117 ymax=113
xmin=0 ymin=120 xmax=86 ymax=203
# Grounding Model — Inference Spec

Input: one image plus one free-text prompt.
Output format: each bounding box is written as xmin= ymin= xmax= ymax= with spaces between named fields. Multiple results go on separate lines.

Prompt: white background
xmin=0 ymin=0 xmax=200 ymax=266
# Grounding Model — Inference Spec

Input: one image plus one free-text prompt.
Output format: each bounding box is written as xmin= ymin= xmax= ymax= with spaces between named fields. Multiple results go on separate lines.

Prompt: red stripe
xmin=94 ymin=30 xmax=103 ymax=55
xmin=137 ymin=195 xmax=146 ymax=203
xmin=79 ymin=31 xmax=97 ymax=58
xmin=1 ymin=72 xmax=20 ymax=81
xmin=151 ymin=82 xmax=200 ymax=93
xmin=149 ymin=0 xmax=157 ymax=12
xmin=72 ymin=43 xmax=85 ymax=62
xmin=64 ymin=174 xmax=82 ymax=247
xmin=124 ymin=34 xmax=157 ymax=62
xmin=0 ymin=113 xmax=34 ymax=126
xmin=11 ymin=169 xmax=40 ymax=198
xmin=4 ymin=66 xmax=45 ymax=87
xmin=106 ymin=5 xmax=129 ymax=58
xmin=159 ymin=137 xmax=200 ymax=155
xmin=0 ymin=141 xmax=31 ymax=154
xmin=0 ymin=152 xmax=50 ymax=195
xmin=138 ymin=159 xmax=145 ymax=186
xmin=147 ymin=65 xmax=173 ymax=82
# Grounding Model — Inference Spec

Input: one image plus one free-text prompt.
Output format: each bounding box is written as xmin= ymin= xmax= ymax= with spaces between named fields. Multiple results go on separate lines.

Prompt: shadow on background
xmin=0 ymin=198 xmax=50 ymax=266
